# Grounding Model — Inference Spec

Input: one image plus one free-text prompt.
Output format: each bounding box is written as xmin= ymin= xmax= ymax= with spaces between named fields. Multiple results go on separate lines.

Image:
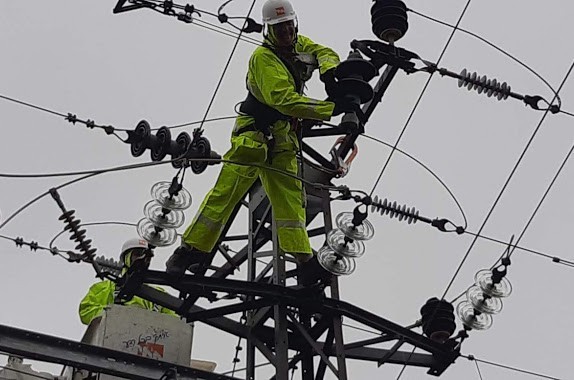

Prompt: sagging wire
xmin=0 ymin=91 xmax=240 ymax=139
xmin=388 ymin=3 xmax=474 ymax=376
xmin=408 ymin=7 xmax=562 ymax=111
xmin=195 ymin=0 xmax=258 ymax=133
xmin=0 ymin=234 xmax=68 ymax=261
xmin=0 ymin=93 xmax=126 ymax=141
xmin=441 ymin=59 xmax=574 ymax=301
xmin=463 ymin=355 xmax=562 ymax=380
xmin=507 ymin=141 xmax=574 ymax=260
xmin=360 ymin=132 xmax=468 ymax=230
xmin=159 ymin=115 xmax=237 ymax=130
xmin=191 ymin=17 xmax=261 ymax=45
xmin=473 ymin=359 xmax=484 ymax=380
xmin=395 ymin=346 xmax=417 ymax=380
xmin=144 ymin=3 xmax=261 ymax=45
xmin=368 ymin=0 xmax=474 ymax=197
xmin=0 ymin=157 xmax=363 ymax=234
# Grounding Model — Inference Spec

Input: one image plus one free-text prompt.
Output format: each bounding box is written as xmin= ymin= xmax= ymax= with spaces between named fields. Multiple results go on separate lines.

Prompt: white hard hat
xmin=262 ymin=0 xmax=296 ymax=25
xmin=120 ymin=238 xmax=148 ymax=263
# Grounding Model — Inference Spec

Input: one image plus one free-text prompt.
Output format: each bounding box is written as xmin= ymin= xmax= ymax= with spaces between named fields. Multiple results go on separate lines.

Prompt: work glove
xmin=332 ymin=99 xmax=356 ymax=116
xmin=320 ymin=68 xmax=339 ymax=99
xmin=332 ymin=99 xmax=366 ymax=124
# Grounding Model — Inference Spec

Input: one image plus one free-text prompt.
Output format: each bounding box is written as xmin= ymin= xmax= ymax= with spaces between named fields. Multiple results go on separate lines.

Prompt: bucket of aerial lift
xmin=64 ymin=304 xmax=215 ymax=380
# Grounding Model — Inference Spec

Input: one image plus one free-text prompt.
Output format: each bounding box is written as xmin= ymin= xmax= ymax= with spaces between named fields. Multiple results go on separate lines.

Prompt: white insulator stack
xmin=456 ymin=269 xmax=513 ymax=331
xmin=317 ymin=211 xmax=375 ymax=276
xmin=137 ymin=181 xmax=192 ymax=247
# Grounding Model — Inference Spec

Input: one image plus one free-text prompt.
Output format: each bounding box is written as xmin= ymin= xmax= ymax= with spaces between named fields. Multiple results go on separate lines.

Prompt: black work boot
xmin=298 ymin=256 xmax=332 ymax=287
xmin=165 ymin=245 xmax=209 ymax=277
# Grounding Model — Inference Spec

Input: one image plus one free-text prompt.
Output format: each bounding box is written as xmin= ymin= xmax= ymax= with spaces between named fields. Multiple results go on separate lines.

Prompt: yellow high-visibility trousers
xmin=182 ymin=131 xmax=311 ymax=255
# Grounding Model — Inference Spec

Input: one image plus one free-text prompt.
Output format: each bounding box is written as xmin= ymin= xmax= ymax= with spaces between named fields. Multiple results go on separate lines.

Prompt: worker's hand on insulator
xmin=320 ymin=68 xmax=339 ymax=99
xmin=332 ymin=99 xmax=356 ymax=116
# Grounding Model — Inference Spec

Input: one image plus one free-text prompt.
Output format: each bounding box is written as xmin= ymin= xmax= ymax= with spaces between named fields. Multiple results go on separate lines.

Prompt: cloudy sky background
xmin=1 ymin=1 xmax=574 ymax=379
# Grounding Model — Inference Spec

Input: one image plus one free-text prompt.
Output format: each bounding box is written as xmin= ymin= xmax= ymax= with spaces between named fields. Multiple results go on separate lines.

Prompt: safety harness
xmin=237 ymin=43 xmax=314 ymax=154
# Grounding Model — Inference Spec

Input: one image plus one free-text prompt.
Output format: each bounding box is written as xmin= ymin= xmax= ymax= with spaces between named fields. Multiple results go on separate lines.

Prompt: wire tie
xmin=15 ymin=237 xmax=24 ymax=247
xmin=66 ymin=113 xmax=78 ymax=124
xmin=29 ymin=241 xmax=39 ymax=251
xmin=103 ymin=125 xmax=115 ymax=135
xmin=86 ymin=119 xmax=95 ymax=129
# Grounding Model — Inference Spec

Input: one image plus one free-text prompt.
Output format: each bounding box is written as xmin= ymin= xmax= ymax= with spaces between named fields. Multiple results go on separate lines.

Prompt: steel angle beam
xmin=0 ymin=324 xmax=239 ymax=380
xmin=113 ymin=0 xmax=153 ymax=14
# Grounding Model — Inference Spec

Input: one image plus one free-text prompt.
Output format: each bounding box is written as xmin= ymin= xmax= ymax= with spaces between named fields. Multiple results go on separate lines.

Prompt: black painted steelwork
xmin=371 ymin=0 xmax=409 ymax=43
xmin=0 ymin=324 xmax=240 ymax=380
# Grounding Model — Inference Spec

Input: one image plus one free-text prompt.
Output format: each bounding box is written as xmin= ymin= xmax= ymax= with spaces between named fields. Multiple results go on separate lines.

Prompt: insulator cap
xmin=456 ymin=301 xmax=493 ymax=331
xmin=420 ymin=298 xmax=456 ymax=343
xmin=144 ymin=200 xmax=185 ymax=229
xmin=326 ymin=229 xmax=365 ymax=258
xmin=317 ymin=246 xmax=356 ymax=276
xmin=336 ymin=212 xmax=375 ymax=241
xmin=474 ymin=269 xmax=512 ymax=298
xmin=137 ymin=218 xmax=177 ymax=247
xmin=151 ymin=181 xmax=192 ymax=210
xmin=130 ymin=120 xmax=151 ymax=157
xmin=371 ymin=0 xmax=409 ymax=43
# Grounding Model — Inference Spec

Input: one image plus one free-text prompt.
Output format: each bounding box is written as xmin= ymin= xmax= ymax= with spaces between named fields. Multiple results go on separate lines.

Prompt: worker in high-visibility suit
xmin=166 ymin=0 xmax=349 ymax=278
xmin=79 ymin=238 xmax=177 ymax=325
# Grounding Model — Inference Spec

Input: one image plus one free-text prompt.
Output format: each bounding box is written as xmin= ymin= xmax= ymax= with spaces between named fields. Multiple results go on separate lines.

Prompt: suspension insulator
xmin=371 ymin=0 xmax=409 ymax=43
xmin=370 ymin=195 xmax=420 ymax=224
xmin=456 ymin=301 xmax=493 ymax=331
xmin=458 ymin=69 xmax=512 ymax=101
xmin=335 ymin=211 xmax=374 ymax=241
xmin=172 ymin=132 xmax=192 ymax=168
xmin=317 ymin=246 xmax=356 ymax=276
xmin=130 ymin=120 xmax=151 ymax=157
xmin=151 ymin=126 xmax=172 ymax=162
xmin=137 ymin=180 xmax=193 ymax=248
xmin=466 ymin=285 xmax=503 ymax=315
xmin=326 ymin=229 xmax=366 ymax=258
xmin=189 ymin=136 xmax=212 ymax=174
xmin=420 ymin=298 xmax=456 ymax=343
xmin=474 ymin=269 xmax=512 ymax=298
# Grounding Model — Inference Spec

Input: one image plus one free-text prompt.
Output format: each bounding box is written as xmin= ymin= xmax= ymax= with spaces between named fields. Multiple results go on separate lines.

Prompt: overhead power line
xmin=196 ymin=0 xmax=258 ymax=132
xmin=408 ymin=7 xmax=561 ymax=108
xmin=508 ymin=141 xmax=574 ymax=259
xmin=360 ymin=133 xmax=468 ymax=229
xmin=463 ymin=355 xmax=562 ymax=380
xmin=368 ymin=0 xmax=473 ymax=197
xmin=391 ymin=2 xmax=473 ymax=377
xmin=441 ymin=59 xmax=574 ymax=300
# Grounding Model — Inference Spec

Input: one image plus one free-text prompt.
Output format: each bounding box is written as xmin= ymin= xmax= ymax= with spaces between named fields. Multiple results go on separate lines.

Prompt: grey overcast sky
xmin=1 ymin=1 xmax=574 ymax=379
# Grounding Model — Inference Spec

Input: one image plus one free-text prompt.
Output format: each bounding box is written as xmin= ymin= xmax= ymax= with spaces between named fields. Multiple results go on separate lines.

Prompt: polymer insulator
xmin=370 ymin=195 xmax=420 ymax=224
xmin=458 ymin=69 xmax=511 ymax=101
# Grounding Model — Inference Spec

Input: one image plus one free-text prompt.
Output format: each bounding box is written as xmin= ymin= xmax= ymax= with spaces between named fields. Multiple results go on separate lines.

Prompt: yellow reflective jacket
xmin=78 ymin=280 xmax=178 ymax=325
xmin=235 ymin=35 xmax=340 ymax=146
